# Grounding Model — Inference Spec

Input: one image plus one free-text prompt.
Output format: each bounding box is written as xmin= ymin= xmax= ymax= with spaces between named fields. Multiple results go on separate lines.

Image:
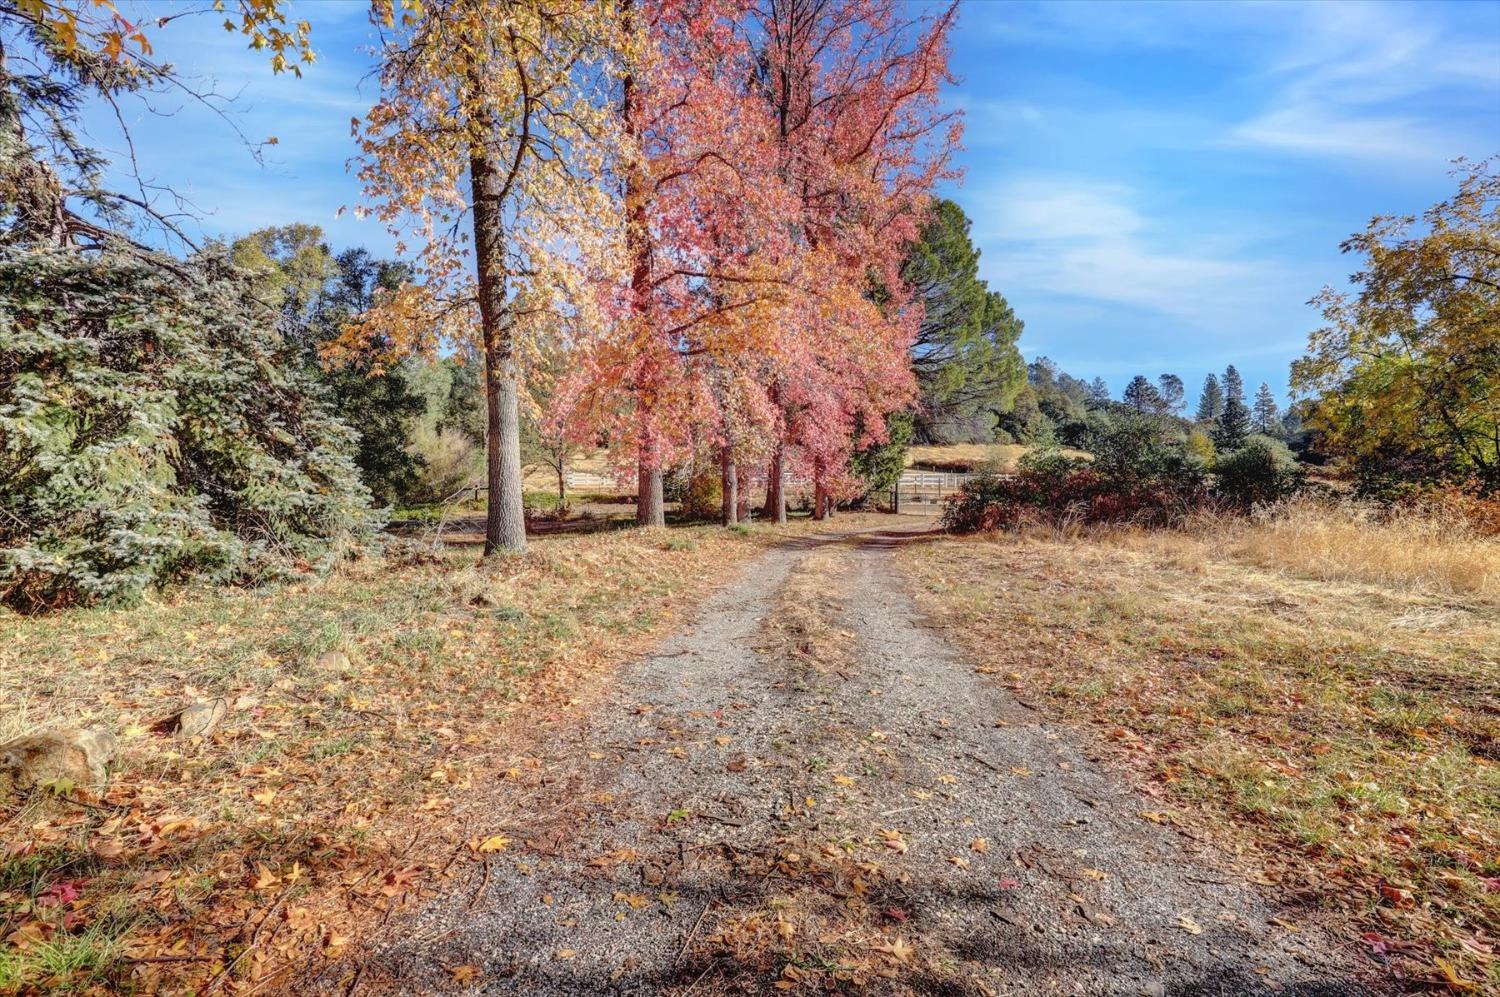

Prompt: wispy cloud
xmin=1228 ymin=2 xmax=1500 ymax=162
xmin=970 ymin=178 xmax=1295 ymax=337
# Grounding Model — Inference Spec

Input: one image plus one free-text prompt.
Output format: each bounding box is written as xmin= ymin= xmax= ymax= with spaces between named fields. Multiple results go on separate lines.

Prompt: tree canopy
xmin=902 ymin=198 xmax=1025 ymax=443
xmin=1292 ymin=158 xmax=1499 ymax=494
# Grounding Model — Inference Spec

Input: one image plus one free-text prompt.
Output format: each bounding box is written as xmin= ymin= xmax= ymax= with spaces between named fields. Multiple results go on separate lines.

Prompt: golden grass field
xmin=517 ymin=443 xmax=1079 ymax=492
xmin=905 ymin=443 xmax=1090 ymax=472
xmin=899 ymin=501 xmax=1499 ymax=990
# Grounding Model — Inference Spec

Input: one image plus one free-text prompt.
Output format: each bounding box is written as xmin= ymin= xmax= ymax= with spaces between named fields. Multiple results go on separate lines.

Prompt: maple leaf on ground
xmin=470 ymin=835 xmax=511 ymax=853
xmin=872 ymin=937 xmax=915 ymax=963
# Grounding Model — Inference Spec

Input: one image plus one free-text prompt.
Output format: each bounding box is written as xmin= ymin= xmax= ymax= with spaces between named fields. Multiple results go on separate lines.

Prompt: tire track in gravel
xmin=324 ymin=525 xmax=1386 ymax=996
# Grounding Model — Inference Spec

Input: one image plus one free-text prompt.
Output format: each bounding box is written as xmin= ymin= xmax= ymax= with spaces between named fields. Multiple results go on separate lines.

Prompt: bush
xmin=0 ymin=248 xmax=378 ymax=610
xmin=942 ymin=415 xmax=1213 ymax=532
xmin=1212 ymin=436 xmax=1304 ymax=508
xmin=666 ymin=460 xmax=722 ymax=521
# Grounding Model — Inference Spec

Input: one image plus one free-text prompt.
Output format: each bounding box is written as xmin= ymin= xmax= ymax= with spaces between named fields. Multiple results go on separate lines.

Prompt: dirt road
xmin=333 ymin=527 xmax=1380 ymax=995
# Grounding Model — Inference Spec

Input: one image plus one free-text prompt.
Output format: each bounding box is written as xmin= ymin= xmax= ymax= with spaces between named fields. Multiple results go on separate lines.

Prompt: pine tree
xmin=0 ymin=248 xmax=376 ymax=610
xmin=1214 ymin=365 xmax=1253 ymax=450
xmin=1253 ymin=382 xmax=1280 ymax=435
xmin=1123 ymin=375 xmax=1165 ymax=414
xmin=1087 ymin=377 xmax=1110 ymax=403
xmin=1196 ymin=374 xmax=1224 ymax=423
xmin=901 ymin=199 xmax=1026 ymax=442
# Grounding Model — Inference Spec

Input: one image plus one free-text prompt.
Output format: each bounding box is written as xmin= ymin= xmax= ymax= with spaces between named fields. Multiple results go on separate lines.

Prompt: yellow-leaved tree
xmin=341 ymin=0 xmax=625 ymax=555
xmin=1292 ymin=157 xmax=1499 ymax=495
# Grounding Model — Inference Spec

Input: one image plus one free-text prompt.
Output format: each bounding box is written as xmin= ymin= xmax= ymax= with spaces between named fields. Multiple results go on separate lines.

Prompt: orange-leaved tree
xmin=749 ymin=0 xmax=962 ymax=521
xmin=340 ymin=0 xmax=624 ymax=555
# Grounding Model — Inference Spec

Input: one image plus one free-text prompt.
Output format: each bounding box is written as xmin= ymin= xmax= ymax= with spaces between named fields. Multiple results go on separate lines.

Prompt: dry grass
xmin=0 ymin=520 xmax=856 ymax=994
xmin=905 ymin=443 xmax=1090 ymax=472
xmin=901 ymin=514 xmax=1500 ymax=992
xmin=1190 ymin=498 xmax=1499 ymax=599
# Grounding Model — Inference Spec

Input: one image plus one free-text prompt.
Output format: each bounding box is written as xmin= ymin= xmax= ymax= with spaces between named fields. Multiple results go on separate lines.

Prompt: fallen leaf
xmin=1178 ymin=914 xmax=1203 ymax=935
xmin=872 ymin=936 xmax=914 ymax=963
xmin=449 ymin=964 xmax=482 ymax=984
xmin=1433 ymin=957 xmax=1479 ymax=992
xmin=970 ymin=837 xmax=988 ymax=854
xmin=472 ymin=835 xmax=511 ymax=853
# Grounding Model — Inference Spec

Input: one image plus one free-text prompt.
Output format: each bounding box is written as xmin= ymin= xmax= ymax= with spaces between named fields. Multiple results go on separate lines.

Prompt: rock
xmin=314 ymin=650 xmax=351 ymax=672
xmin=172 ymin=698 xmax=228 ymax=738
xmin=0 ymin=728 xmax=117 ymax=797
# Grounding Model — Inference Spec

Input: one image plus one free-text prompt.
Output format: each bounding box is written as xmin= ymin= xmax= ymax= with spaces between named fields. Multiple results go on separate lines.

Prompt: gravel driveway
xmin=325 ymin=526 xmax=1382 ymax=996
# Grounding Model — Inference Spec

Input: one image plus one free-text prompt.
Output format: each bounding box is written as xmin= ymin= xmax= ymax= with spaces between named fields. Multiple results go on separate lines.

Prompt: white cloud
xmin=970 ymin=178 xmax=1298 ymax=337
xmin=1228 ymin=1 xmax=1500 ymax=162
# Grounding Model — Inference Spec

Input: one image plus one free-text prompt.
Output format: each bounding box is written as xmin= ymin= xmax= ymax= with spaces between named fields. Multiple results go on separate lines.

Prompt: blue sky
xmin=89 ymin=0 xmax=1500 ymax=407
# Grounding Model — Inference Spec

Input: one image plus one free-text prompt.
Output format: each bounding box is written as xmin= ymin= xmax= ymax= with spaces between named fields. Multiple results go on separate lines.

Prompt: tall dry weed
xmin=1207 ymin=496 xmax=1497 ymax=598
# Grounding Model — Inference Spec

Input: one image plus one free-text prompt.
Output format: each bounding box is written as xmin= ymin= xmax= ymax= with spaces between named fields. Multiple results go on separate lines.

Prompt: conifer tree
xmin=1253 ymin=382 xmax=1281 ymax=435
xmin=1213 ymin=364 xmax=1253 ymax=449
xmin=1196 ymin=373 xmax=1225 ymax=423
xmin=1123 ymin=375 xmax=1164 ymax=414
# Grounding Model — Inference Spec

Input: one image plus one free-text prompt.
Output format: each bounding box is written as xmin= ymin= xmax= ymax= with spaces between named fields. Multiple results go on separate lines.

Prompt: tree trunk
xmin=621 ymin=1 xmax=664 ymax=531
xmin=637 ymin=458 xmax=665 ymax=528
xmin=767 ymin=443 xmax=787 ymax=524
xmin=812 ymin=468 xmax=827 ymax=522
xmin=555 ymin=460 xmax=566 ymax=507
xmin=470 ymin=143 xmax=526 ymax=556
xmin=736 ymin=462 xmax=750 ymax=522
xmin=721 ymin=451 xmax=738 ymax=527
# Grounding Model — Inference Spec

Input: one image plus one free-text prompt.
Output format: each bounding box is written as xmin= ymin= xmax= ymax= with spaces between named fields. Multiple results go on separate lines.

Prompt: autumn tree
xmin=749 ymin=0 xmax=961 ymax=521
xmin=1292 ymin=157 xmax=1499 ymax=493
xmin=345 ymin=0 xmax=622 ymax=555
xmin=611 ymin=0 xmax=792 ymax=527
